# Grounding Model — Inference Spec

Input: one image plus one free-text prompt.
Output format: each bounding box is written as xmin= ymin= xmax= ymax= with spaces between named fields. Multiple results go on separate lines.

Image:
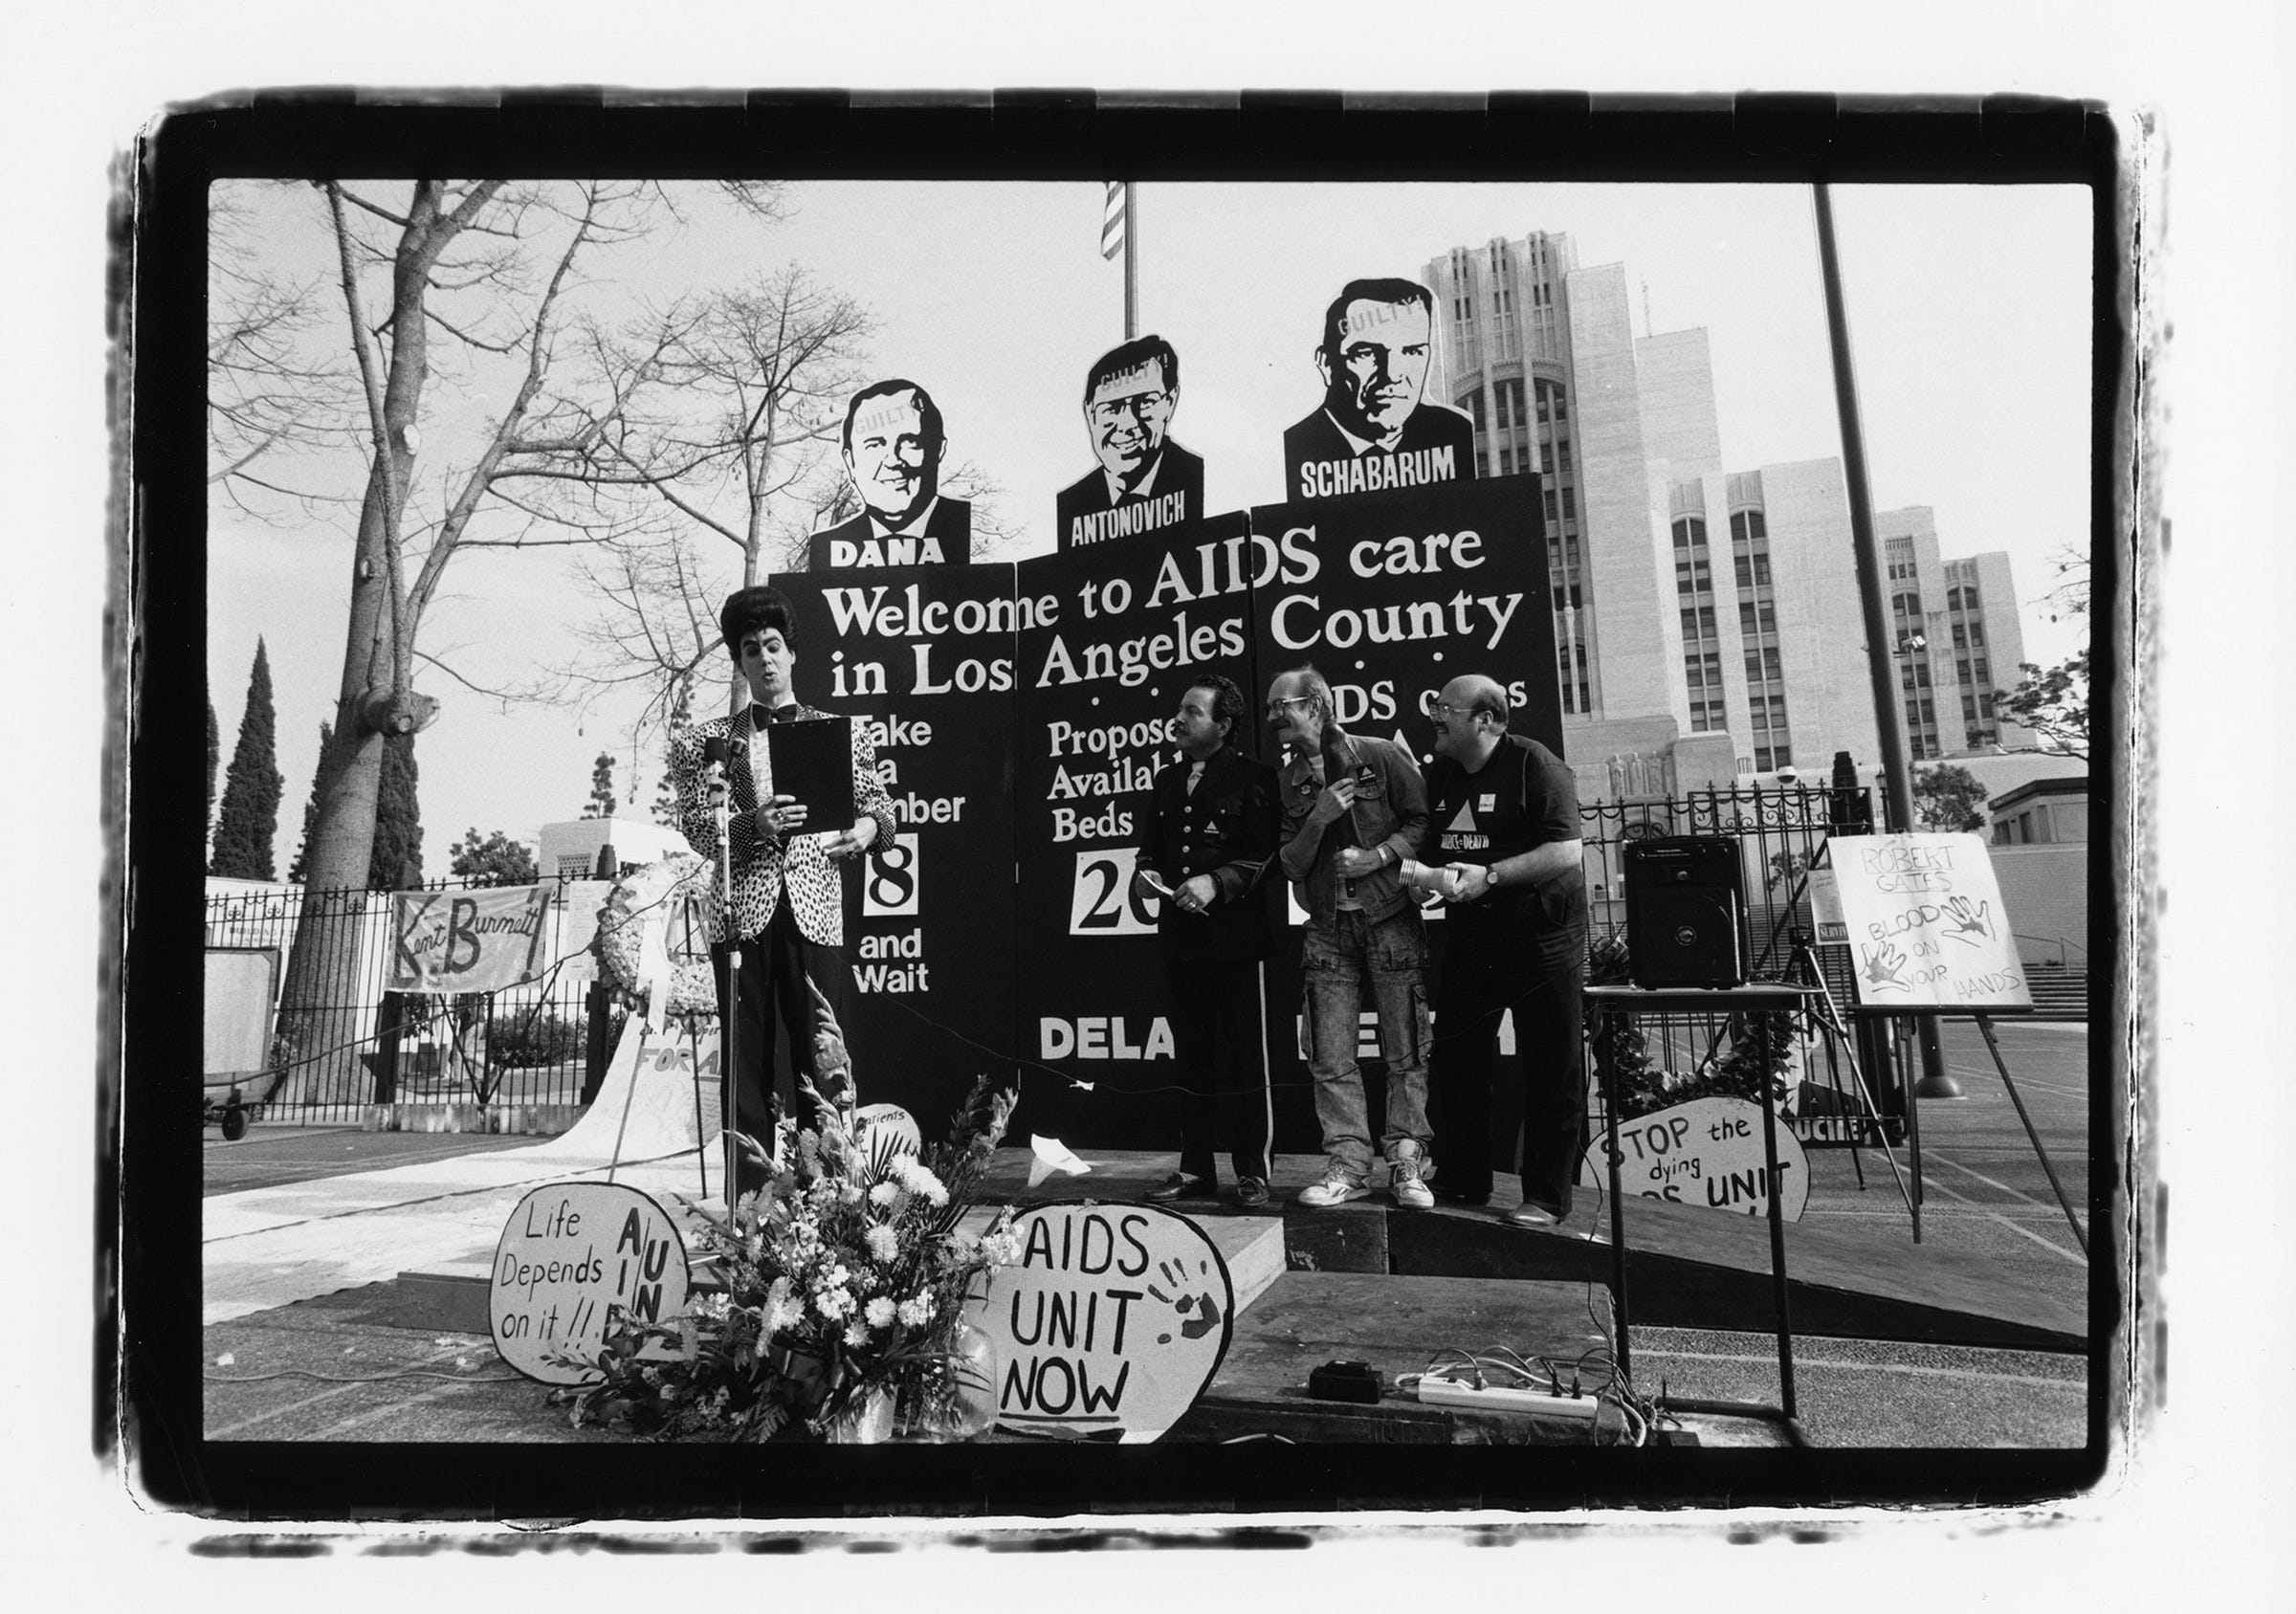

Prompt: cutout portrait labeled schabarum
xmin=1055 ymin=335 xmax=1205 ymax=552
xmin=1282 ymin=277 xmax=1476 ymax=503
xmin=810 ymin=378 xmax=974 ymax=569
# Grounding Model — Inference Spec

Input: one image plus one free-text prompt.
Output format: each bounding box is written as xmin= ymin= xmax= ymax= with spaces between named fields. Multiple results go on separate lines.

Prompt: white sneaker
xmin=1296 ymin=1171 xmax=1372 ymax=1207
xmin=1388 ymin=1142 xmax=1434 ymax=1209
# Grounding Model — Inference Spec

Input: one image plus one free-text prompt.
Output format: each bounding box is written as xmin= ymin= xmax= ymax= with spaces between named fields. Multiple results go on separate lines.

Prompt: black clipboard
xmin=763 ymin=717 xmax=856 ymax=836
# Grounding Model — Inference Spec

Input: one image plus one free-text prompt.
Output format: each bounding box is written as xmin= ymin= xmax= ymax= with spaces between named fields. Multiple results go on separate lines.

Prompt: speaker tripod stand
xmin=1779 ymin=925 xmax=1923 ymax=1241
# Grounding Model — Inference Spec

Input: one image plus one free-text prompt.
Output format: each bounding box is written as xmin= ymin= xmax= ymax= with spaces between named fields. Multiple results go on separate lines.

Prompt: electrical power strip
xmin=1413 ymin=1375 xmax=1603 ymax=1420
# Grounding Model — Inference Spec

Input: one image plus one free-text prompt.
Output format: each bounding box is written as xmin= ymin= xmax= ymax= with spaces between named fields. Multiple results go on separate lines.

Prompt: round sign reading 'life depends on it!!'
xmin=489 ymin=1182 xmax=691 ymax=1385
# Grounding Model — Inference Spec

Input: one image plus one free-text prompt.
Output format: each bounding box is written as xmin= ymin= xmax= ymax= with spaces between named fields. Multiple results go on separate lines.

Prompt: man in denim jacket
xmin=1267 ymin=666 xmax=1436 ymax=1208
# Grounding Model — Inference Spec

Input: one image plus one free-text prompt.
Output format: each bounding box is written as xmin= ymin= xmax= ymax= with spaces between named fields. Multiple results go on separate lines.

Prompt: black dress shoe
xmin=1146 ymin=1172 xmax=1216 ymax=1203
xmin=1235 ymin=1177 xmax=1270 ymax=1207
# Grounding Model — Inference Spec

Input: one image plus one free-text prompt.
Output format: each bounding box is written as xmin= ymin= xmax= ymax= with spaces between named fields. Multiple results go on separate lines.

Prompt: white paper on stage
xmin=1827 ymin=832 xmax=2032 ymax=1011
xmin=1027 ymin=1134 xmax=1093 ymax=1188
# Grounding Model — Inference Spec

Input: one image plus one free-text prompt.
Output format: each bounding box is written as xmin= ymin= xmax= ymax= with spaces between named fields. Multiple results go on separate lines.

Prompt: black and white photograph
xmin=24 ymin=9 xmax=2280 ymax=1586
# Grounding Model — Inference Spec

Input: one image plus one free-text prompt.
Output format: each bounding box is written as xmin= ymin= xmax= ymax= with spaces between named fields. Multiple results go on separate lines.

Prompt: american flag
xmin=1100 ymin=181 xmax=1125 ymax=261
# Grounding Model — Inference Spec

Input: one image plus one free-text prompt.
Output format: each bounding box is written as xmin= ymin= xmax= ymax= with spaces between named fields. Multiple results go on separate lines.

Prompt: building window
xmin=1772 ymin=742 xmax=1792 ymax=768
xmin=1672 ymin=516 xmax=1707 ymax=550
xmin=1974 ymin=657 xmax=1990 ymax=682
xmin=1494 ymin=385 xmax=1512 ymax=431
xmin=1554 ymin=436 xmax=1571 ymax=473
xmin=1544 ymin=487 xmax=1558 ymax=522
xmin=1951 ymin=623 xmax=1967 ymax=649
xmin=1560 ymin=486 xmax=1576 ymax=519
xmin=1461 ymin=391 xmax=1486 ymax=431
xmin=1499 ymin=446 xmax=1514 ymax=476
xmin=1967 ymin=622 xmax=1986 ymax=646
xmin=1961 ymin=583 xmax=1981 ymax=609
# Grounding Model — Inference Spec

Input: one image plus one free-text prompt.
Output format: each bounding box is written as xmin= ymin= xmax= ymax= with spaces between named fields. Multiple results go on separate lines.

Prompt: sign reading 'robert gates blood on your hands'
xmin=965 ymin=1204 xmax=1235 ymax=1443
xmin=767 ymin=564 xmax=1027 ymax=1130
xmin=1829 ymin=832 xmax=2033 ymax=1011
xmin=1055 ymin=334 xmax=1206 ymax=553
xmin=1283 ymin=276 xmax=1477 ymax=503
xmin=809 ymin=379 xmax=973 ymax=569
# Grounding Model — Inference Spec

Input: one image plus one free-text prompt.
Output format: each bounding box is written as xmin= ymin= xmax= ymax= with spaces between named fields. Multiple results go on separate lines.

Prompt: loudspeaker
xmin=1623 ymin=836 xmax=1747 ymax=989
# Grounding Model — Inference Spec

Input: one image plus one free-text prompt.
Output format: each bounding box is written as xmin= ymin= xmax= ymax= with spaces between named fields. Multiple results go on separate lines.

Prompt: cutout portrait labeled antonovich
xmin=809 ymin=378 xmax=973 ymax=569
xmin=1055 ymin=335 xmax=1205 ymax=552
xmin=1282 ymin=277 xmax=1476 ymax=503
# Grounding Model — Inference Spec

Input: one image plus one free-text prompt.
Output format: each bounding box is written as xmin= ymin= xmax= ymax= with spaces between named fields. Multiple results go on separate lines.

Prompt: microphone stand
xmin=713 ymin=769 xmax=741 ymax=1208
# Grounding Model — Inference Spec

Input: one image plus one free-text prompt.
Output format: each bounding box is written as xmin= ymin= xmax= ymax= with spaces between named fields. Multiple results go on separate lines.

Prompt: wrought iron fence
xmin=205 ymin=876 xmax=622 ymax=1127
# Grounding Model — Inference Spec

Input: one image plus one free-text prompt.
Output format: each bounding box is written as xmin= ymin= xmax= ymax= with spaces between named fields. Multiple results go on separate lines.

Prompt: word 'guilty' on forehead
xmin=1344 ymin=298 xmax=1417 ymax=336
xmin=1095 ymin=360 xmax=1162 ymax=397
xmin=855 ymin=394 xmax=923 ymax=435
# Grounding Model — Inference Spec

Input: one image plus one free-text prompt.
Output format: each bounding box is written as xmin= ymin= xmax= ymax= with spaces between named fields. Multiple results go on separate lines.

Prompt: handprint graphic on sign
xmin=1147 ymin=1256 xmax=1225 ymax=1342
xmin=1940 ymin=895 xmax=1994 ymax=943
xmin=1861 ymin=938 xmax=1910 ymax=992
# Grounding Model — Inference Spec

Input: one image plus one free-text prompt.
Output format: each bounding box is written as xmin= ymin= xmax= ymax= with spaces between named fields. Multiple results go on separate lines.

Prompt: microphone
xmin=701 ymin=734 xmax=731 ymax=769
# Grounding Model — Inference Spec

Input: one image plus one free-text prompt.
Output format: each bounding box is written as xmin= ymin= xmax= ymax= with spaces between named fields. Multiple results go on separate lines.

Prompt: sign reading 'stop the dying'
xmin=1828 ymin=832 xmax=2032 ymax=1010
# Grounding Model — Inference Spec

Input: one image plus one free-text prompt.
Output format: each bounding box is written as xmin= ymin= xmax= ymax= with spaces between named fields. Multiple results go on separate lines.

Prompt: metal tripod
xmin=1783 ymin=925 xmax=1922 ymax=1242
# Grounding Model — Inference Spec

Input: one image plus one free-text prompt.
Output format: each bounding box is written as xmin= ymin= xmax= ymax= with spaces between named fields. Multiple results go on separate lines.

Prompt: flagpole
xmin=1123 ymin=181 xmax=1137 ymax=341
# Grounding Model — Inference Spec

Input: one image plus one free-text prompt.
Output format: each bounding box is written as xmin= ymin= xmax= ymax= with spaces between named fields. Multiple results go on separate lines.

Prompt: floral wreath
xmin=592 ymin=852 xmax=718 ymax=1015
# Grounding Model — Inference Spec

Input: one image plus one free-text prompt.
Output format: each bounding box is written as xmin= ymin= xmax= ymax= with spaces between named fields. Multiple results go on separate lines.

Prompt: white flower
xmin=843 ymin=1320 xmax=871 ymax=1349
xmin=762 ymin=1277 xmax=804 ymax=1336
xmin=865 ymin=1224 xmax=901 ymax=1263
xmin=869 ymin=1181 xmax=901 ymax=1207
xmin=982 ymin=1230 xmax=1023 ymax=1266
xmin=866 ymin=1295 xmax=897 ymax=1329
xmin=894 ymin=1159 xmax=949 ymax=1206
xmin=819 ymin=1261 xmax=850 ymax=1292
xmin=838 ymin=1183 xmax=864 ymax=1205
xmin=815 ymin=1286 xmax=854 ymax=1321
xmin=896 ymin=1293 xmax=935 ymax=1329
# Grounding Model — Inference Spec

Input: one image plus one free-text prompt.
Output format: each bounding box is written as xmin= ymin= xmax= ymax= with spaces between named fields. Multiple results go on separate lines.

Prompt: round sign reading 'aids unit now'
xmin=490 ymin=1182 xmax=691 ymax=1385
xmin=965 ymin=1203 xmax=1234 ymax=1444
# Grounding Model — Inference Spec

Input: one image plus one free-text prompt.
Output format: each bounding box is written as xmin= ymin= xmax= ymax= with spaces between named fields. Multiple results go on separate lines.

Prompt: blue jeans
xmin=1300 ymin=908 xmax=1432 ymax=1181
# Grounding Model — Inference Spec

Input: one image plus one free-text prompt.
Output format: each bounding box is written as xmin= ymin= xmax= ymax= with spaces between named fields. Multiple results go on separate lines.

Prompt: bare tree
xmin=269 ymin=178 xmax=687 ymax=1101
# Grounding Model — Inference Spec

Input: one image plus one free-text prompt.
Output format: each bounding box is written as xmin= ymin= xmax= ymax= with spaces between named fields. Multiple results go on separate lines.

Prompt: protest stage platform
xmin=977 ymin=1150 xmax=2084 ymax=1355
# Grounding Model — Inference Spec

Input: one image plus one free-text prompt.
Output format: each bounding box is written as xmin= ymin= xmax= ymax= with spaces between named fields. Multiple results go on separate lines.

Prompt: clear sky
xmin=209 ymin=176 xmax=2092 ymax=874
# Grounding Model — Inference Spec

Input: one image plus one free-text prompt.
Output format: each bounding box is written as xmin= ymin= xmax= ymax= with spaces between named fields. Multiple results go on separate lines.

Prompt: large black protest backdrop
xmin=1246 ymin=475 xmax=1561 ymax=1151
xmin=770 ymin=564 xmax=1023 ymax=1136
xmin=1008 ymin=511 xmax=1289 ymax=1149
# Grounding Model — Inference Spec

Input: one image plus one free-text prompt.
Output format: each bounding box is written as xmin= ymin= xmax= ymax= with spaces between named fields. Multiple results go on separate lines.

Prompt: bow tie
xmin=752 ymin=703 xmax=801 ymax=729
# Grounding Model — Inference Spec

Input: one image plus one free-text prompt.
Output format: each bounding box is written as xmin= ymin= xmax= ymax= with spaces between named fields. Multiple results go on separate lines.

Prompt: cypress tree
xmin=369 ymin=732 xmax=425 ymax=889
xmin=287 ymin=721 xmax=335 ymax=884
xmin=210 ymin=638 xmax=284 ymax=880
xmin=206 ymin=697 xmax=221 ymax=854
xmin=585 ymin=751 xmax=619 ymax=819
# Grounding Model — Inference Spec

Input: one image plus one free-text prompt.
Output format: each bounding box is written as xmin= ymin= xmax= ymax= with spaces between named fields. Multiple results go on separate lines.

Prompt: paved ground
xmin=200 ymin=1017 xmax=2100 ymax=1452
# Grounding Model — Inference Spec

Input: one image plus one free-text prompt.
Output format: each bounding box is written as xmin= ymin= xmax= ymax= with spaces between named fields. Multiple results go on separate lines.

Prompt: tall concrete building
xmin=1424 ymin=231 xmax=2030 ymax=796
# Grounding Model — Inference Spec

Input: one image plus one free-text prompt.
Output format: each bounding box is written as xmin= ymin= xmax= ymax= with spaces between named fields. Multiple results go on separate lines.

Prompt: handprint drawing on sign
xmin=1940 ymin=895 xmax=1994 ymax=944
xmin=1146 ymin=1256 xmax=1225 ymax=1342
xmin=1861 ymin=938 xmax=1910 ymax=992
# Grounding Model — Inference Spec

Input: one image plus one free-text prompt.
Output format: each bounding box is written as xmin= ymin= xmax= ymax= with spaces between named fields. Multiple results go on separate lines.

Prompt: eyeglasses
xmin=1265 ymin=695 xmax=1314 ymax=717
xmin=1088 ymin=390 xmax=1172 ymax=426
xmin=1431 ymin=702 xmax=1490 ymax=721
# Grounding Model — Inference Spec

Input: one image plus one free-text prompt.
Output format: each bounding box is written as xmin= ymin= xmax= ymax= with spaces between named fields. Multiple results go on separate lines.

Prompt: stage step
xmin=1286 ymin=1197 xmax=2083 ymax=1352
xmin=1168 ymin=1271 xmax=1629 ymax=1445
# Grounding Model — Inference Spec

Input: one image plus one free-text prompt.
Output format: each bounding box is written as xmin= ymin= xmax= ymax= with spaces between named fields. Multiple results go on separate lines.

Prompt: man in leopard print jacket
xmin=670 ymin=586 xmax=898 ymax=1197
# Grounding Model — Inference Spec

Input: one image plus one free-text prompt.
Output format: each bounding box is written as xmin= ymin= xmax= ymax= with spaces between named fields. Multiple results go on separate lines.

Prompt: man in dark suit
xmin=809 ymin=378 xmax=972 ymax=568
xmin=1281 ymin=276 xmax=1477 ymax=503
xmin=669 ymin=586 xmax=899 ymax=1198
xmin=1130 ymin=674 xmax=1281 ymax=1206
xmin=1055 ymin=334 xmax=1206 ymax=552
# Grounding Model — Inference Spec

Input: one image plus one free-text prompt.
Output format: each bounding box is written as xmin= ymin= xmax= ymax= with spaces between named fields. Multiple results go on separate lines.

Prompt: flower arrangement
xmin=548 ymin=993 xmax=1020 ymax=1441
xmin=1587 ymin=927 xmax=1799 ymax=1121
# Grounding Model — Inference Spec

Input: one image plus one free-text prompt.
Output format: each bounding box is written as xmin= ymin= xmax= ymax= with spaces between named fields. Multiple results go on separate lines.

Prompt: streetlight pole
xmin=1813 ymin=184 xmax=1961 ymax=1102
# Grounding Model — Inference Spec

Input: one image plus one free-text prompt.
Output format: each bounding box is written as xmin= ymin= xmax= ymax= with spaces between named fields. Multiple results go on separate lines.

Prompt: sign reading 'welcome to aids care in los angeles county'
xmin=1827 ymin=832 xmax=2032 ymax=1012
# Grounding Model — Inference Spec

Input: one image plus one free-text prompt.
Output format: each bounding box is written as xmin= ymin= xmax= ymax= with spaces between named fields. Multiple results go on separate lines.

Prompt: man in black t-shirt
xmin=1420 ymin=674 xmax=1589 ymax=1225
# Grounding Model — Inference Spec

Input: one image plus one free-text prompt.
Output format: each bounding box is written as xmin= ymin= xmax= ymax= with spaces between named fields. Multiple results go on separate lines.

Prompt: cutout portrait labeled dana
xmin=810 ymin=378 xmax=973 ymax=568
xmin=1055 ymin=334 xmax=1205 ymax=552
xmin=1283 ymin=276 xmax=1476 ymax=503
